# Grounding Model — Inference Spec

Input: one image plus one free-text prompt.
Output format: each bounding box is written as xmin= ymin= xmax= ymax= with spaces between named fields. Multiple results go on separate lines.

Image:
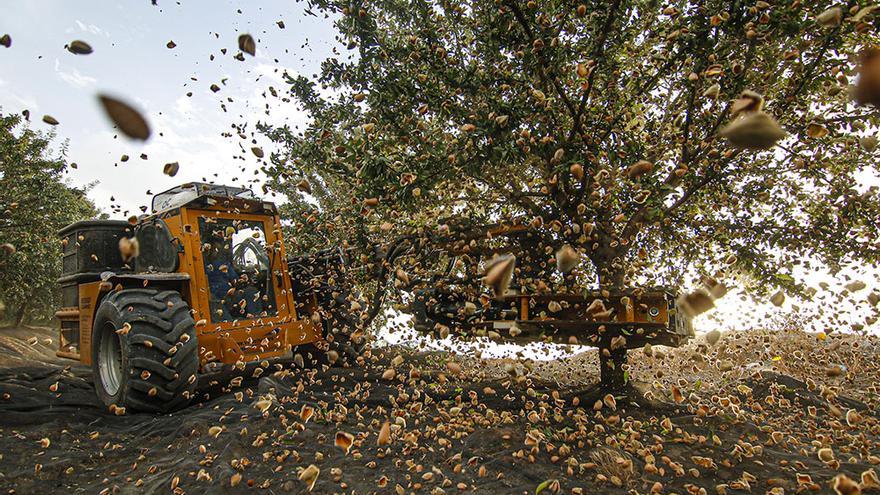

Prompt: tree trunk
xmin=600 ymin=346 xmax=628 ymax=390
xmin=13 ymin=302 xmax=27 ymax=328
xmin=593 ymin=244 xmax=627 ymax=291
xmin=595 ymin=255 xmax=629 ymax=390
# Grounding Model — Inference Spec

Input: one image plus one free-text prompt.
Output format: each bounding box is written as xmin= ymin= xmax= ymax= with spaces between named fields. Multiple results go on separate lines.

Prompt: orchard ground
xmin=0 ymin=325 xmax=877 ymax=494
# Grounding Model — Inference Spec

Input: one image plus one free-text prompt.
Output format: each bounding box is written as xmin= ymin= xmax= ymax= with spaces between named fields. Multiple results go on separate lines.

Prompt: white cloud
xmin=0 ymin=90 xmax=40 ymax=113
xmin=173 ymin=94 xmax=194 ymax=116
xmin=54 ymin=60 xmax=97 ymax=89
xmin=74 ymin=19 xmax=107 ymax=37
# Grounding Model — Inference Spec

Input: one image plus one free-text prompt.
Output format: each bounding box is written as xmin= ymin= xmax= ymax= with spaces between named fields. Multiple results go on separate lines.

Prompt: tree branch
xmin=567 ymin=0 xmax=622 ymax=143
xmin=504 ymin=1 xmax=580 ymax=127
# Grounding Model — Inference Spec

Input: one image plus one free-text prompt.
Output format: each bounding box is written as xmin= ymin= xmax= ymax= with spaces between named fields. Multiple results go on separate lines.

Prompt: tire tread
xmin=102 ymin=289 xmax=198 ymax=413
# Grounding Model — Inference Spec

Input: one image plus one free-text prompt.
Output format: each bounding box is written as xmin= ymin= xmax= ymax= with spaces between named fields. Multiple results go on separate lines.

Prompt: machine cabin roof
xmin=150 ymin=182 xmax=277 ymax=217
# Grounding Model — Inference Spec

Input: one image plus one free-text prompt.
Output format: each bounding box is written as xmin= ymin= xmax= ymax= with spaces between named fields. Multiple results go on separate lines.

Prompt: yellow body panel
xmin=74 ymin=281 xmax=109 ymax=365
xmin=59 ymin=195 xmax=322 ymax=369
xmin=176 ymin=206 xmax=321 ymax=366
xmin=503 ymin=291 xmax=671 ymax=325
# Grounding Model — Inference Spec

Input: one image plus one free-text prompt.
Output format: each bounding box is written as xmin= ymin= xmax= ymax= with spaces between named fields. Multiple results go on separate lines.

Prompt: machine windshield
xmin=198 ymin=217 xmax=277 ymax=323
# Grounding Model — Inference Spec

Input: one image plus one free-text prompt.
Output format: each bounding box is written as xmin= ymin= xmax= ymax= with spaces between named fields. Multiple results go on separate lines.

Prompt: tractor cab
xmin=141 ymin=183 xmax=296 ymax=332
xmin=56 ymin=183 xmax=323 ymax=413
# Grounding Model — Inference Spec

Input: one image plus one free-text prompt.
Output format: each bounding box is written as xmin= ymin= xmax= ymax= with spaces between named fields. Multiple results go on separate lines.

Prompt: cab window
xmin=198 ymin=218 xmax=277 ymax=322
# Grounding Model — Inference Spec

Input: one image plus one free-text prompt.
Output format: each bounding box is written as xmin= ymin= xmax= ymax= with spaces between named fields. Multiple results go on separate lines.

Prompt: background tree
xmin=0 ymin=112 xmax=97 ymax=327
xmin=260 ymin=0 xmax=880 ymax=386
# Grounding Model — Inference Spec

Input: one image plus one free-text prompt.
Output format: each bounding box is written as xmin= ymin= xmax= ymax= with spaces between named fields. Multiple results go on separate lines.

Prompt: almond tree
xmin=261 ymin=0 xmax=880 ymax=387
xmin=0 ymin=112 xmax=97 ymax=327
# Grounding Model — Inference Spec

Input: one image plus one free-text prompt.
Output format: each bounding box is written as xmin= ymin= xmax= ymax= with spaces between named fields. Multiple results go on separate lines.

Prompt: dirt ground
xmin=0 ymin=326 xmax=878 ymax=494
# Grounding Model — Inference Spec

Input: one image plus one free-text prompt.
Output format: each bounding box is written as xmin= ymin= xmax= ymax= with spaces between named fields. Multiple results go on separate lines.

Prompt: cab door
xmin=184 ymin=209 xmax=297 ymax=330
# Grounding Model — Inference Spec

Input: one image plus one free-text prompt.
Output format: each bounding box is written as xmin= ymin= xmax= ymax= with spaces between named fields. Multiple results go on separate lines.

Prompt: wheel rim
xmin=98 ymin=323 xmax=123 ymax=396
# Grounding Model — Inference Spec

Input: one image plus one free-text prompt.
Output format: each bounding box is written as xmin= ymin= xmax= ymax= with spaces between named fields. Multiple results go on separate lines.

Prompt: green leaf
xmin=535 ymin=479 xmax=555 ymax=495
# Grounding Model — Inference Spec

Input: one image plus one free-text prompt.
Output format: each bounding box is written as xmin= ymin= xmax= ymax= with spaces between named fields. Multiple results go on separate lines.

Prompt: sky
xmin=1 ymin=1 xmax=877 ymax=344
xmin=0 ymin=1 xmax=331 ymax=216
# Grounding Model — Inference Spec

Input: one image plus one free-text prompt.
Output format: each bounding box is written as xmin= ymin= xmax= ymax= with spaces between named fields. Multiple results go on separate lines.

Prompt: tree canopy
xmin=0 ymin=112 xmax=97 ymax=326
xmin=261 ymin=1 xmax=880 ymax=307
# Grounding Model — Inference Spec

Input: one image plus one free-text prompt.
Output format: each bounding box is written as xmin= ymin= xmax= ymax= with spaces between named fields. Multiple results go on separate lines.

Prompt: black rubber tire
xmin=91 ymin=289 xmax=198 ymax=413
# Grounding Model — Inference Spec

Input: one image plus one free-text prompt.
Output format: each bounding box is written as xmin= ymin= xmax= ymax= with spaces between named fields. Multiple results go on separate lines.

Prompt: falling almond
xmin=702 ymin=83 xmax=720 ymax=99
xmin=251 ymin=147 xmax=264 ymax=158
xmin=705 ymin=329 xmax=721 ymax=345
xmin=816 ymin=7 xmax=842 ymax=28
xmin=730 ymin=90 xmax=765 ymax=117
xmin=678 ymin=289 xmax=714 ymax=317
xmin=300 ymin=405 xmax=315 ymax=422
xmin=163 ymin=162 xmax=179 ymax=177
xmin=238 ymin=33 xmax=255 ymax=56
xmin=705 ymin=64 xmax=723 ymax=77
xmin=42 ymin=115 xmax=59 ymax=126
xmin=483 ymin=255 xmax=515 ymax=297
xmin=845 ymin=280 xmax=866 ymax=293
xmin=335 ymin=431 xmax=355 ymax=454
xmin=806 ymin=123 xmax=828 ymax=139
xmin=846 ymin=409 xmax=861 ymax=427
xmin=602 ymin=394 xmax=617 ymax=411
xmin=769 ymin=290 xmax=785 ymax=307
xmin=377 ymin=421 xmax=392 ymax=446
xmin=446 ymin=361 xmax=462 ymax=376
xmin=831 ymin=474 xmax=859 ymax=495
xmin=703 ymin=277 xmax=727 ymax=299
xmin=585 ymin=298 xmax=607 ymax=315
xmin=297 ymin=179 xmax=312 ymax=194
xmin=719 ymin=111 xmax=785 ymax=150
xmin=254 ymin=399 xmax=272 ymax=413
xmin=293 ymin=352 xmax=305 ymax=368
xmin=671 ymin=385 xmax=684 ymax=403
xmin=626 ymin=160 xmax=653 ymax=179
xmin=298 ymin=464 xmax=320 ymax=492
xmin=0 ymin=34 xmax=10 ymax=48
xmin=555 ymin=245 xmax=579 ymax=273
xmin=854 ymin=48 xmax=880 ymax=108
xmin=98 ymin=95 xmax=151 ymax=141
xmin=67 ymin=40 xmax=93 ymax=55
xmin=862 ymin=469 xmax=880 ymax=490
xmin=118 ymin=237 xmax=140 ymax=262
